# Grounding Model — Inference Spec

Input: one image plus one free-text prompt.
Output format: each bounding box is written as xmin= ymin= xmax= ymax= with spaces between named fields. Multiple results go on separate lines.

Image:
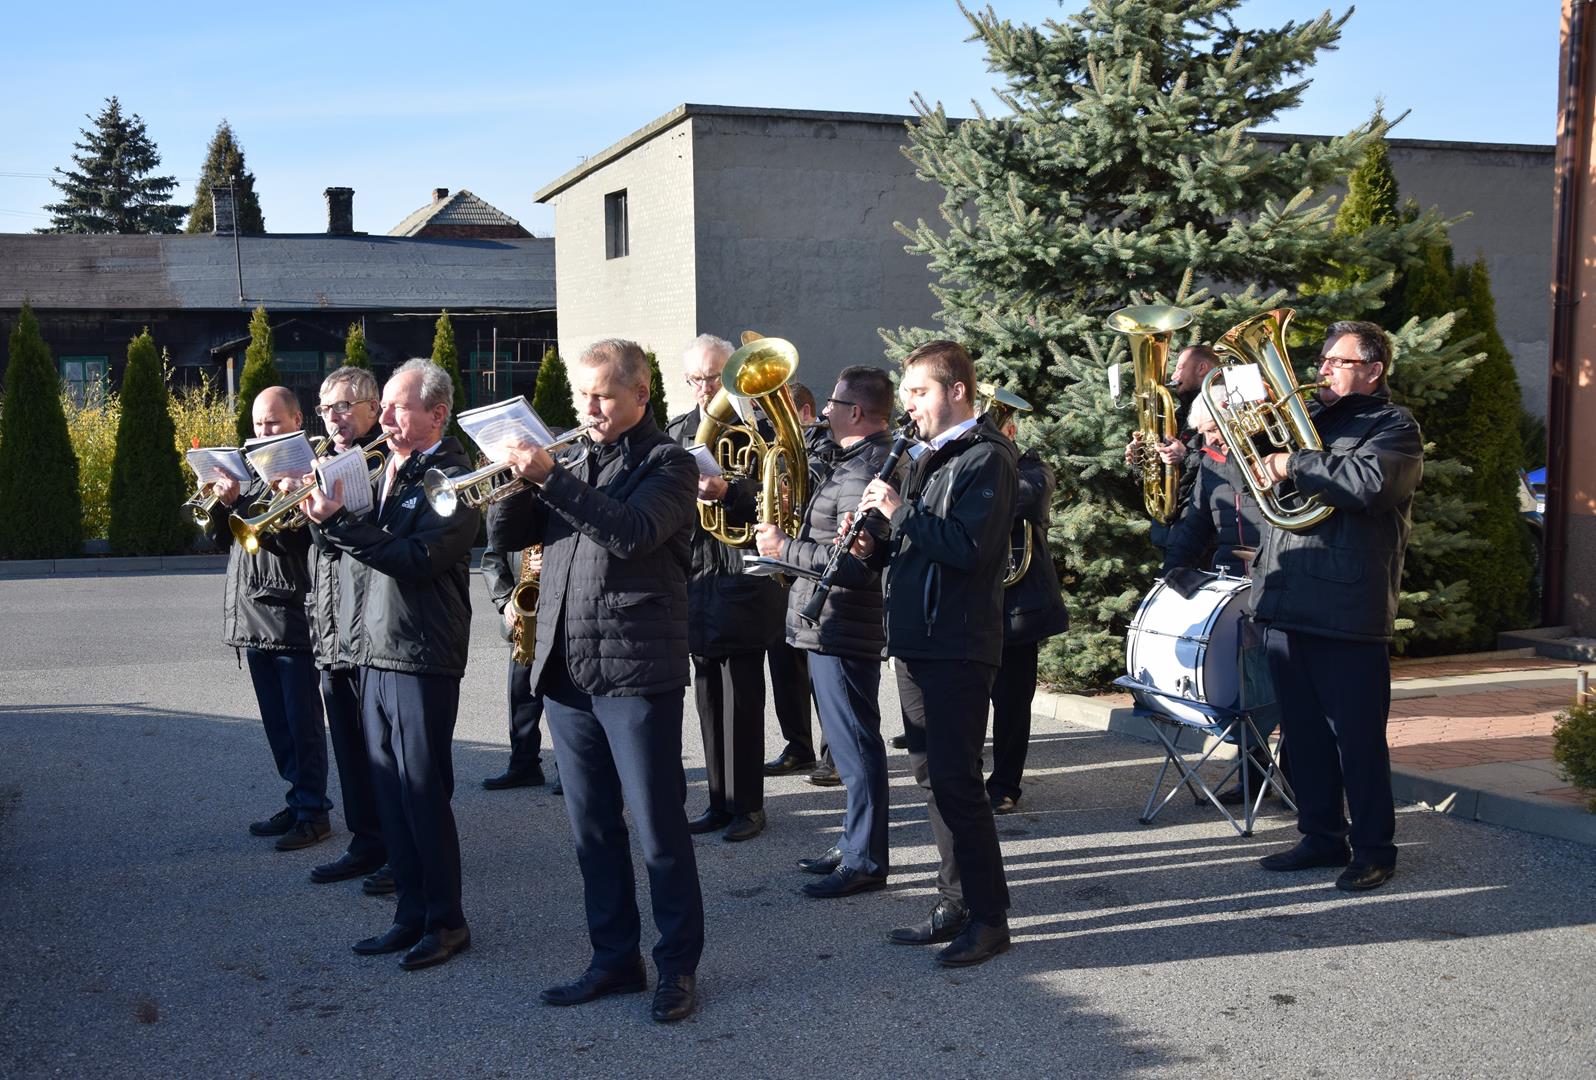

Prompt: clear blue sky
xmin=0 ymin=1 xmax=1562 ymax=237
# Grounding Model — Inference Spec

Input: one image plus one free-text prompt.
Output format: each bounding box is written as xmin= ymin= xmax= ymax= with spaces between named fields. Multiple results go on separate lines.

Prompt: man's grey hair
xmin=576 ymin=338 xmax=649 ymax=389
xmin=1187 ymin=393 xmax=1212 ymax=429
xmin=1324 ymin=320 xmax=1393 ymax=386
xmin=320 ymin=365 xmax=378 ymax=403
xmin=393 ymin=358 xmax=455 ymax=415
xmin=684 ymin=333 xmax=734 ymax=366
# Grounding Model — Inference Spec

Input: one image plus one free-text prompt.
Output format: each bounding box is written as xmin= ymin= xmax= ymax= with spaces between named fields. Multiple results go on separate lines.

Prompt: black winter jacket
xmin=310 ymin=438 xmax=480 ymax=678
xmin=871 ymin=416 xmax=1018 ymax=667
xmin=665 ymin=407 xmax=786 ymax=658
xmin=480 ymin=546 xmax=521 ymax=645
xmin=1161 ymin=449 xmax=1264 ymax=576
xmin=1003 ymin=449 xmax=1069 ymax=645
xmin=204 ymin=478 xmax=313 ymax=653
xmin=309 ymin=424 xmax=384 ymax=671
xmin=1249 ymin=389 xmax=1423 ymax=642
xmin=780 ymin=429 xmax=893 ymax=659
xmin=487 ymin=414 xmax=697 ymax=697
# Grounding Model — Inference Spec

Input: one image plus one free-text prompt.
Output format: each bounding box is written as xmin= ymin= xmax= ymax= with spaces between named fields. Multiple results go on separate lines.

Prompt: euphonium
xmin=693 ymin=334 xmax=808 ymax=546
xmin=978 ymin=381 xmax=1036 ymax=588
xmin=508 ymin=545 xmax=541 ymax=667
xmin=1200 ymin=308 xmax=1333 ymax=532
xmin=230 ymin=434 xmax=389 ymax=554
xmin=1106 ymin=304 xmax=1194 ymax=524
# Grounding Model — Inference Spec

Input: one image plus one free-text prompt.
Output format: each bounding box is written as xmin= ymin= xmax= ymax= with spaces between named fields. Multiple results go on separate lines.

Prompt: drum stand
xmin=1113 ymin=677 xmax=1296 ymax=837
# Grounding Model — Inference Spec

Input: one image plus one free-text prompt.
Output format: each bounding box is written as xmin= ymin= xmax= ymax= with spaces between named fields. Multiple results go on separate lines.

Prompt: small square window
xmin=604 ymin=189 xmax=629 ymax=260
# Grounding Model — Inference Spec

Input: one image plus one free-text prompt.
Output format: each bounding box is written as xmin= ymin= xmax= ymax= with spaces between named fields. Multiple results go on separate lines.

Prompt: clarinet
xmin=798 ymin=419 xmax=918 ymax=625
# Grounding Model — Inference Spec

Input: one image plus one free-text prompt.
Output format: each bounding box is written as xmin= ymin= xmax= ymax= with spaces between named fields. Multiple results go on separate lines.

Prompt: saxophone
xmin=508 ymin=545 xmax=540 ymax=667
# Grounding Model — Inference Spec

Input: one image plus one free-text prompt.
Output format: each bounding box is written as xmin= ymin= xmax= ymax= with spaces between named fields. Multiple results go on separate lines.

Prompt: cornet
xmin=423 ymin=421 xmax=598 ymax=518
xmin=183 ymin=484 xmax=224 ymax=527
xmin=230 ymin=434 xmax=390 ymax=554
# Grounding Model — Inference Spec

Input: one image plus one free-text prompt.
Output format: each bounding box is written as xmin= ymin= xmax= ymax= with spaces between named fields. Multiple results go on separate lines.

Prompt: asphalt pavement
xmin=2 ymin=571 xmax=1594 ymax=1078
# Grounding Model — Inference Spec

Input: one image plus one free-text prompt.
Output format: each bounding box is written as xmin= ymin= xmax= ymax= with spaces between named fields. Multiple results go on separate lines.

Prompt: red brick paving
xmin=1387 ymin=686 xmax=1573 ymax=770
xmin=1390 ymin=656 xmax=1575 ymax=680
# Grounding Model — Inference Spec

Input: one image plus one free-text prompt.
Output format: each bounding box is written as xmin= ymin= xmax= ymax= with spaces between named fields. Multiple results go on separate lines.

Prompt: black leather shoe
xmin=763 ymin=750 xmax=817 ymax=776
xmin=801 ymin=865 xmax=887 ymax=898
xmin=722 ymin=810 xmax=766 ymax=842
xmin=310 ymin=851 xmax=384 ymax=884
xmin=362 ymin=865 xmax=396 ymax=896
xmin=936 ymin=920 xmax=1010 ymax=967
xmin=651 ymin=973 xmax=696 ymax=1023
xmin=797 ymin=846 xmax=843 ymax=875
xmin=351 ymin=923 xmax=423 ymax=956
xmin=1336 ymin=861 xmax=1395 ymax=892
xmin=1218 ymin=784 xmax=1279 ymax=807
xmin=539 ymin=963 xmax=648 ymax=1006
xmin=889 ymin=734 xmax=908 ymax=749
xmin=687 ymin=808 xmax=733 ymax=835
xmin=483 ymin=766 xmax=545 ymax=790
xmin=1259 ymin=841 xmax=1353 ymax=872
xmin=807 ymin=762 xmax=841 ymax=787
xmin=274 ymin=817 xmax=332 ymax=851
xmin=248 ymin=807 xmax=294 ymax=837
xmin=990 ymin=794 xmax=1019 ymax=815
xmin=888 ymin=898 xmax=969 ymax=945
xmin=400 ymin=924 xmax=471 ymax=970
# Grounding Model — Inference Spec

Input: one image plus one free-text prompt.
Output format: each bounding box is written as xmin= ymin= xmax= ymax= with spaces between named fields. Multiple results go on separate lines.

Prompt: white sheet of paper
xmin=314 ymin=446 xmax=374 ymax=516
xmin=741 ymin=554 xmax=820 ymax=580
xmin=184 ymin=447 xmax=250 ymax=484
xmin=729 ymin=394 xmax=756 ymax=425
xmin=689 ymin=444 xmax=723 ymax=477
xmin=243 ymin=432 xmax=317 ymax=484
xmin=1107 ymin=362 xmax=1123 ymax=404
xmin=457 ymin=397 xmax=555 ymax=463
xmin=1222 ymin=364 xmax=1268 ymax=404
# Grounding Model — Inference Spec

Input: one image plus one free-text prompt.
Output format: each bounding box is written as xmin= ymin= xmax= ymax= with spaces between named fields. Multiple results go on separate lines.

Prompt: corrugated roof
xmin=388 ymin=189 xmax=528 ymax=236
xmin=0 ymin=233 xmax=556 ymax=312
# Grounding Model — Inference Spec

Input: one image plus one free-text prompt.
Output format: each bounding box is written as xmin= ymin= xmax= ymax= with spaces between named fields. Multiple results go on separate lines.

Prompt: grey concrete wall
xmin=687 ymin=112 xmax=945 ymax=408
xmin=546 ymin=122 xmax=698 ymax=414
xmin=1385 ymin=141 xmax=1555 ymax=418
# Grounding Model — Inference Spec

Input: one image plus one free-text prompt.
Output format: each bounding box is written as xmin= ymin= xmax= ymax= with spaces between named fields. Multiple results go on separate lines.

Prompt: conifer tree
xmin=234 ymin=306 xmax=283 ymax=444
xmin=0 ymin=304 xmax=83 ymax=557
xmin=108 ymin=330 xmax=191 ymax=554
xmin=431 ymin=311 xmax=468 ymax=439
xmin=344 ymin=322 xmax=371 ymax=369
xmin=184 ymin=120 xmax=266 ymax=234
xmin=531 ymin=346 xmax=578 ymax=430
xmin=42 ymin=97 xmax=186 ymax=234
xmin=645 ymin=349 xmax=669 ymax=428
xmin=884 ymin=0 xmax=1470 ymax=688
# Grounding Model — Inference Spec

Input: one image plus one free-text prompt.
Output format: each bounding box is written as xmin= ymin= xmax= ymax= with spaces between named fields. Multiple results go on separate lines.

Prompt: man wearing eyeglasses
xmin=1249 ymin=321 xmax=1423 ymax=893
xmin=304 ymin=366 xmax=393 ymax=895
xmin=665 ymin=334 xmax=786 ymax=843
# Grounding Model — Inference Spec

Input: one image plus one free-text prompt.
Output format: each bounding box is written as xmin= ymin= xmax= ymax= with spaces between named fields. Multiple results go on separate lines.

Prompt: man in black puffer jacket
xmin=204 ymin=385 xmax=330 ymax=854
xmin=489 ymin=338 xmax=704 ymax=1024
xmin=756 ymin=365 xmax=900 ymax=898
xmin=857 ymin=341 xmax=1018 ymax=969
xmin=305 ymin=359 xmax=480 ymax=971
xmin=1249 ymin=321 xmax=1423 ymax=894
xmin=666 ymin=334 xmax=786 ymax=844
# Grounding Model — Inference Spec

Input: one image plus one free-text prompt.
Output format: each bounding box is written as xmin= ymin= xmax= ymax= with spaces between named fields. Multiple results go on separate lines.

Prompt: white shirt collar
xmin=926 ymin=417 xmax=978 ymax=451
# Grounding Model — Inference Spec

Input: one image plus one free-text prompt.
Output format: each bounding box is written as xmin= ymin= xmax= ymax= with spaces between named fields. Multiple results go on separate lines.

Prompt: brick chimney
xmin=324 ymin=187 xmax=354 ymax=235
xmin=432 ymin=187 xmax=449 ymax=202
xmin=211 ymin=185 xmax=237 ymax=235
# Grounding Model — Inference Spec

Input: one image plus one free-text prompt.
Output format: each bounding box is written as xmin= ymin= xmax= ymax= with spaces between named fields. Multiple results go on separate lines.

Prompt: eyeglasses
xmin=316 ymin=399 xmax=374 ymax=417
xmin=685 ymin=373 xmax=721 ymax=388
xmin=1320 ymin=354 xmax=1370 ymax=369
xmin=825 ymin=397 xmax=859 ymax=410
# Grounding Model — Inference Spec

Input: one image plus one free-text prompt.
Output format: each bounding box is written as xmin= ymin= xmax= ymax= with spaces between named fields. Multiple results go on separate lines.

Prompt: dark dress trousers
xmin=870 ymin=417 xmax=1018 ymax=923
xmin=482 ymin=546 xmax=545 ymax=773
xmin=311 ymin=438 xmax=480 ymax=935
xmin=487 ymin=413 xmax=705 ymax=978
xmin=205 ymin=482 xmax=329 ymax=824
xmin=1250 ymin=388 xmax=1423 ymax=867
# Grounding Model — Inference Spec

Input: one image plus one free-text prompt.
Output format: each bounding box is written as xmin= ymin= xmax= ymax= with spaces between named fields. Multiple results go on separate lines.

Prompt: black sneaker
xmin=274 ymin=817 xmax=332 ymax=852
xmin=248 ymin=807 xmax=294 ymax=837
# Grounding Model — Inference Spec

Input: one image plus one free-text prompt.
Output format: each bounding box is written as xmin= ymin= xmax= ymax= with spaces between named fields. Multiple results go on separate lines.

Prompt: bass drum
xmin=1124 ymin=573 xmax=1250 ymax=727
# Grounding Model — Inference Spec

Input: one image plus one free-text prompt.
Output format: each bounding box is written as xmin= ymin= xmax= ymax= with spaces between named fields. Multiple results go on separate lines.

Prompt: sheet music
xmin=689 ymin=444 xmax=724 ymax=477
xmin=314 ymin=446 xmax=374 ymax=516
xmin=741 ymin=554 xmax=820 ymax=580
xmin=184 ymin=447 xmax=251 ymax=485
xmin=457 ymin=397 xmax=555 ymax=463
xmin=243 ymin=432 xmax=317 ymax=484
xmin=1107 ymin=362 xmax=1123 ymax=404
xmin=1221 ymin=364 xmax=1268 ymax=405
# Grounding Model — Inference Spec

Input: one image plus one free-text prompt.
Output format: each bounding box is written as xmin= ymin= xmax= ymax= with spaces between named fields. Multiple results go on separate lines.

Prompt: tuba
xmin=693 ymin=333 xmax=809 ymax=547
xmin=1107 ymin=305 xmax=1194 ymax=525
xmin=978 ymin=382 xmax=1036 ymax=587
xmin=1200 ymin=308 xmax=1333 ymax=532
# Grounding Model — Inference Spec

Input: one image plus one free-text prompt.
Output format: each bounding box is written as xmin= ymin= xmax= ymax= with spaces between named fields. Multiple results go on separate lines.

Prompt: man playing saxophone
xmin=479 ymin=543 xmax=548 ymax=790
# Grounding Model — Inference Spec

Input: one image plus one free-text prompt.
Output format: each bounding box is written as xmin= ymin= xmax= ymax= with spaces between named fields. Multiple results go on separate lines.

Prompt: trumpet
xmin=183 ymin=483 xmax=224 ymax=527
xmin=423 ymin=421 xmax=598 ymax=517
xmin=229 ymin=434 xmax=390 ymax=554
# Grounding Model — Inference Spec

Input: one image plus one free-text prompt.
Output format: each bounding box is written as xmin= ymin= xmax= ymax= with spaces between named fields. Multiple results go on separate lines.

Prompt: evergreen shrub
xmin=108 ymin=330 xmax=192 ymax=555
xmin=0 ymin=304 xmax=83 ymax=557
xmin=1553 ymin=701 xmax=1596 ymax=812
xmin=234 ymin=306 xmax=282 ymax=443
